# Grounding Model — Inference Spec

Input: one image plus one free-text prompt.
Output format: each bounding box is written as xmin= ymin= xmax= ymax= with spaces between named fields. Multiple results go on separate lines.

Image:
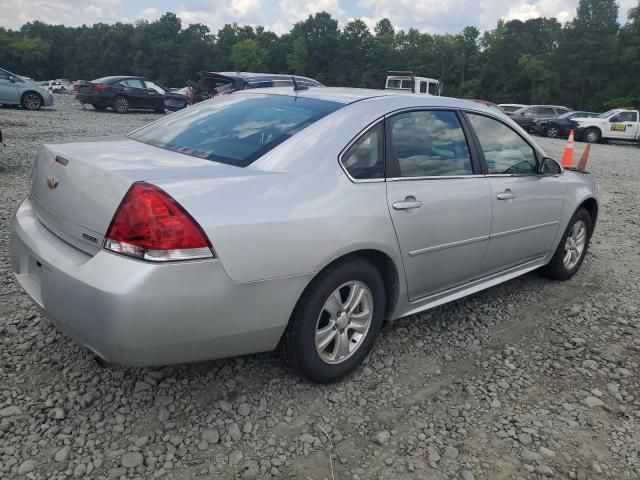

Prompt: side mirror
xmin=8 ymin=76 xmax=17 ymax=83
xmin=609 ymin=117 xmax=618 ymax=122
xmin=541 ymin=157 xmax=562 ymax=174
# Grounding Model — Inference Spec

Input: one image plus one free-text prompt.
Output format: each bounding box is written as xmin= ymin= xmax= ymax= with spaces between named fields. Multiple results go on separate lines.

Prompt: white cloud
xmin=139 ymin=7 xmax=158 ymax=20
xmin=1 ymin=0 xmax=635 ymax=33
xmin=278 ymin=0 xmax=345 ymax=25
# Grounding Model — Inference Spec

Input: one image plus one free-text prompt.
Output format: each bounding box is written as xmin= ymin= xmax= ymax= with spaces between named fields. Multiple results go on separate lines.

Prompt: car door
xmin=606 ymin=111 xmax=639 ymax=140
xmin=465 ymin=112 xmax=564 ymax=273
xmin=384 ymin=109 xmax=493 ymax=301
xmin=0 ymin=69 xmax=19 ymax=104
xmin=119 ymin=79 xmax=149 ymax=108
xmin=143 ymin=80 xmax=166 ymax=109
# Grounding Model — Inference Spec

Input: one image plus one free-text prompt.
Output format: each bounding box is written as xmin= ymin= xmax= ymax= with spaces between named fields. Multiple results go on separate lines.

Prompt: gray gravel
xmin=1 ymin=96 xmax=639 ymax=479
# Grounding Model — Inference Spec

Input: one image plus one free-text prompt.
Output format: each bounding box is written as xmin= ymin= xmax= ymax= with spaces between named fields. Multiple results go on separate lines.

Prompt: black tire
xmin=583 ymin=127 xmax=601 ymax=144
xmin=21 ymin=92 xmax=42 ymax=110
xmin=111 ymin=96 xmax=129 ymax=114
xmin=542 ymin=208 xmax=593 ymax=281
xmin=280 ymin=257 xmax=386 ymax=383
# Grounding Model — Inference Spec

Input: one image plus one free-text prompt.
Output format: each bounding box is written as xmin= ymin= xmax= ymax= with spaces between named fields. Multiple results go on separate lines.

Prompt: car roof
xmin=234 ymin=87 xmax=506 ymax=113
xmin=240 ymin=86 xmax=409 ymax=104
xmin=216 ymin=72 xmax=320 ymax=82
xmin=93 ymin=76 xmax=147 ymax=83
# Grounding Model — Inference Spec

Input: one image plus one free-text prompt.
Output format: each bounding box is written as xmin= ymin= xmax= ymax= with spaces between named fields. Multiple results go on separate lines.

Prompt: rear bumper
xmin=10 ymin=197 xmax=309 ymax=366
xmin=75 ymin=93 xmax=110 ymax=106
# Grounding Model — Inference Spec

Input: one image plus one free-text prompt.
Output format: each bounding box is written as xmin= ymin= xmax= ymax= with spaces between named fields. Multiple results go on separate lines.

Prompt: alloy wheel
xmin=586 ymin=130 xmax=599 ymax=143
xmin=315 ymin=281 xmax=373 ymax=364
xmin=547 ymin=126 xmax=559 ymax=138
xmin=113 ymin=97 xmax=128 ymax=113
xmin=23 ymin=93 xmax=41 ymax=110
xmin=563 ymin=220 xmax=587 ymax=270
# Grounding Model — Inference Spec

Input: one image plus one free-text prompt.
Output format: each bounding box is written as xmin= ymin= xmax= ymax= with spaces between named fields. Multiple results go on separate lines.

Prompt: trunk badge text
xmin=46 ymin=176 xmax=59 ymax=189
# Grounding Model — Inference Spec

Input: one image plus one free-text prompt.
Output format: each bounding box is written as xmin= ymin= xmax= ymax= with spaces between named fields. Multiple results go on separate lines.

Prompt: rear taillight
xmin=93 ymin=84 xmax=107 ymax=91
xmin=104 ymin=182 xmax=213 ymax=262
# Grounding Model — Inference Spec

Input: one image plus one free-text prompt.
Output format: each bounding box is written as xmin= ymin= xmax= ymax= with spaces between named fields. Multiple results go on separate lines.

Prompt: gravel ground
xmin=1 ymin=95 xmax=639 ymax=480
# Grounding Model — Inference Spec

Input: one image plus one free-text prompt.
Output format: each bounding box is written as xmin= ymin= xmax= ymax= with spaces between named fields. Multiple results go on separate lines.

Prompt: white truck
xmin=572 ymin=108 xmax=640 ymax=144
xmin=385 ymin=71 xmax=442 ymax=96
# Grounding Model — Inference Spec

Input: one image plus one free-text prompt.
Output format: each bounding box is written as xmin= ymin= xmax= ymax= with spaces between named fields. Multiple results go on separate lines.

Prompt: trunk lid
xmin=29 ymin=136 xmax=247 ymax=255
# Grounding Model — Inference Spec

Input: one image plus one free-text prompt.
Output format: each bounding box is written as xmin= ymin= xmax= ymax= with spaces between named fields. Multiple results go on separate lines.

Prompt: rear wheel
xmin=21 ymin=92 xmax=42 ymax=110
xmin=584 ymin=128 xmax=601 ymax=143
xmin=111 ymin=96 xmax=129 ymax=114
xmin=543 ymin=208 xmax=593 ymax=280
xmin=280 ymin=257 xmax=386 ymax=383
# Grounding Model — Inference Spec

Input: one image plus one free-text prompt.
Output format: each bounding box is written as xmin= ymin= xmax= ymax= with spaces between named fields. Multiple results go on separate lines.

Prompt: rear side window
xmin=341 ymin=123 xmax=384 ymax=180
xmin=120 ymin=79 xmax=145 ymax=89
xmin=389 ymin=110 xmax=473 ymax=177
xmin=467 ymin=113 xmax=538 ymax=174
xmin=129 ymin=94 xmax=342 ymax=167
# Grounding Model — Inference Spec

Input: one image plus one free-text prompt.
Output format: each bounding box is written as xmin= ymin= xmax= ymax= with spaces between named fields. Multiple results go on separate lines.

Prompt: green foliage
xmin=1 ymin=0 xmax=639 ymax=110
xmin=231 ymin=39 xmax=267 ymax=71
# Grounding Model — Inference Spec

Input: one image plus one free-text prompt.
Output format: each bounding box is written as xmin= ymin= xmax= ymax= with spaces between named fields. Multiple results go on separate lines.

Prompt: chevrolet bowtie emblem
xmin=46 ymin=176 xmax=59 ymax=189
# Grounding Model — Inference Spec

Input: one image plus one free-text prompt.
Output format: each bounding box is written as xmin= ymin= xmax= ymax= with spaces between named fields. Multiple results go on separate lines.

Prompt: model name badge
xmin=82 ymin=233 xmax=98 ymax=243
xmin=46 ymin=176 xmax=59 ymax=189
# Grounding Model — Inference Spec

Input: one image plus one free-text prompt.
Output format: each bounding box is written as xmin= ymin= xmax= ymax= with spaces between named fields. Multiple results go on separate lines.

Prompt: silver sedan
xmin=11 ymin=88 xmax=598 ymax=383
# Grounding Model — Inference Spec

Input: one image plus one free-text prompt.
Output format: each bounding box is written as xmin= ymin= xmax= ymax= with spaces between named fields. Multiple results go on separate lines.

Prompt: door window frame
xmin=384 ymin=108 xmax=484 ymax=180
xmin=462 ymin=110 xmax=551 ymax=176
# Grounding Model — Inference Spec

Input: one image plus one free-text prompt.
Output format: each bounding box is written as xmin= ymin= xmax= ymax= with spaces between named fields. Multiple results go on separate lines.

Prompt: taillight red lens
xmin=93 ymin=84 xmax=107 ymax=91
xmin=104 ymin=182 xmax=213 ymax=262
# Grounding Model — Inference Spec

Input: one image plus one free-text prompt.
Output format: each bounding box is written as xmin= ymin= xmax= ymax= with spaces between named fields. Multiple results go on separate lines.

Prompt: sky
xmin=1 ymin=0 xmax=637 ymax=34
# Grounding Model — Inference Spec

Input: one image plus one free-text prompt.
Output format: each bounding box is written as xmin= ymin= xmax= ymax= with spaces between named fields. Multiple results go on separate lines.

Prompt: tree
xmin=231 ymin=39 xmax=267 ymax=71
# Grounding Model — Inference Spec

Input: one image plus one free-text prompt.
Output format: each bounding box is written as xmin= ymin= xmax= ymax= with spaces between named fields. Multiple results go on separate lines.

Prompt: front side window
xmin=129 ymin=94 xmax=342 ymax=167
xmin=341 ymin=123 xmax=384 ymax=180
xmin=401 ymin=79 xmax=412 ymax=89
xmin=389 ymin=110 xmax=473 ymax=177
xmin=428 ymin=83 xmax=439 ymax=95
xmin=467 ymin=113 xmax=538 ymax=174
xmin=614 ymin=111 xmax=638 ymax=122
xmin=419 ymin=81 xmax=427 ymax=94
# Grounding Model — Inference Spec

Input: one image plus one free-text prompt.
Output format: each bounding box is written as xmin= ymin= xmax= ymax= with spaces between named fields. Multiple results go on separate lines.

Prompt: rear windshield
xmin=129 ymin=94 xmax=343 ymax=167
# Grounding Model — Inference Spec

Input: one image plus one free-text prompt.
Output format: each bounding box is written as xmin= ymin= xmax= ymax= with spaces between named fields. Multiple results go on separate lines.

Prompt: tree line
xmin=1 ymin=0 xmax=639 ymax=111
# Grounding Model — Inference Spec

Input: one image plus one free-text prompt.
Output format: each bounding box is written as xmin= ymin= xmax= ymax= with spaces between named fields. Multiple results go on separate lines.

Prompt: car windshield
xmin=129 ymin=94 xmax=343 ymax=167
xmin=598 ymin=110 xmax=617 ymax=118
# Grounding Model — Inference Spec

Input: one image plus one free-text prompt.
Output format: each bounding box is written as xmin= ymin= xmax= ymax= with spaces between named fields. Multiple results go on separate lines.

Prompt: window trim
xmin=462 ymin=110 xmax=548 ymax=176
xmin=384 ymin=108 xmax=482 ymax=180
xmin=337 ymin=119 xmax=387 ymax=183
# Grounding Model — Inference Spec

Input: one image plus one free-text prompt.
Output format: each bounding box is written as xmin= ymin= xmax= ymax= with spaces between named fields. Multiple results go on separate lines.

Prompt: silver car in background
xmin=0 ymin=67 xmax=54 ymax=109
xmin=11 ymin=88 xmax=598 ymax=383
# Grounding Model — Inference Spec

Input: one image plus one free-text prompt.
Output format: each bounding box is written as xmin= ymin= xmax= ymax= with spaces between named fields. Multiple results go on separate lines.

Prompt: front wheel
xmin=583 ymin=128 xmax=601 ymax=143
xmin=546 ymin=125 xmax=560 ymax=138
xmin=21 ymin=92 xmax=42 ymax=110
xmin=543 ymin=208 xmax=593 ymax=280
xmin=280 ymin=257 xmax=386 ymax=383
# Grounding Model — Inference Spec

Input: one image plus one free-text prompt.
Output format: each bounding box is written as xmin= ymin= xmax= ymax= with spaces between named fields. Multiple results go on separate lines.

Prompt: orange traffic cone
xmin=561 ymin=130 xmax=575 ymax=168
xmin=577 ymin=143 xmax=591 ymax=172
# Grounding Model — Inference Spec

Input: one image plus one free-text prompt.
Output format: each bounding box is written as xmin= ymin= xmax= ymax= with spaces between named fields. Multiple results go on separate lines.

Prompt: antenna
xmin=292 ymin=76 xmax=308 ymax=92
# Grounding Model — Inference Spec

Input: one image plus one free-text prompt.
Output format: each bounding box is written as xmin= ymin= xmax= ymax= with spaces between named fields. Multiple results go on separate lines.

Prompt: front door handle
xmin=393 ymin=197 xmax=423 ymax=210
xmin=496 ymin=189 xmax=515 ymax=201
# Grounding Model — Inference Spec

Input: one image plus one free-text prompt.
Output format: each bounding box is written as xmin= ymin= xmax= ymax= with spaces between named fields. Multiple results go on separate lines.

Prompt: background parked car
xmin=40 ymin=80 xmax=67 ymax=93
xmin=0 ymin=67 xmax=53 ymax=110
xmin=533 ymin=111 xmax=600 ymax=138
xmin=470 ymin=99 xmax=501 ymax=110
xmin=164 ymin=71 xmax=324 ymax=111
xmin=498 ymin=103 xmax=528 ymax=113
xmin=76 ymin=76 xmax=167 ymax=113
xmin=509 ymin=105 xmax=572 ymax=132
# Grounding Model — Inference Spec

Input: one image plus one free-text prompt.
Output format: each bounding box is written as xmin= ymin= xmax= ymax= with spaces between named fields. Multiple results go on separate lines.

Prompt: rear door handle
xmin=393 ymin=197 xmax=423 ymax=210
xmin=496 ymin=189 xmax=515 ymax=201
